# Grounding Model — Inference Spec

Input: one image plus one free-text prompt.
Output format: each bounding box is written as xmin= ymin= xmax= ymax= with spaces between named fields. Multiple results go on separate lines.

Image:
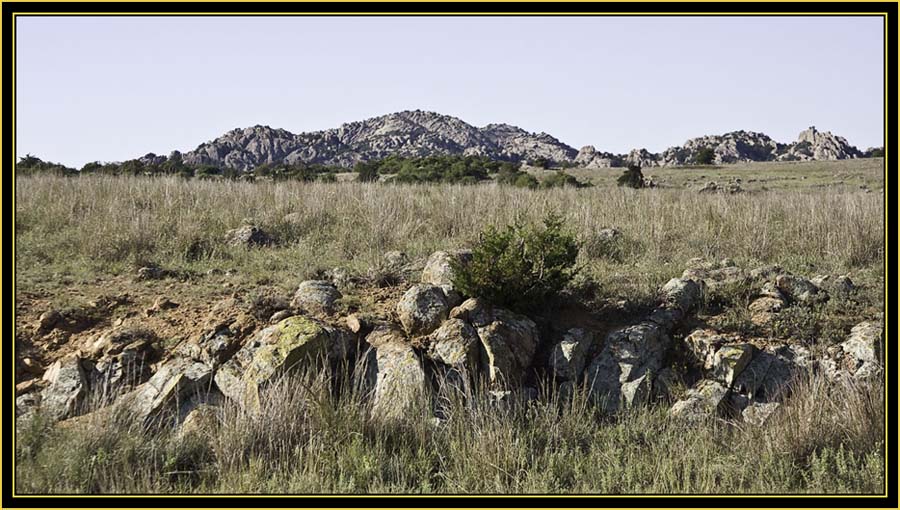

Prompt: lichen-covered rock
xmin=711 ymin=343 xmax=755 ymax=386
xmin=178 ymin=404 xmax=220 ymax=439
xmin=371 ymin=341 xmax=426 ymax=421
xmin=775 ymin=274 xmax=824 ymax=304
xmin=121 ymin=357 xmax=215 ymax=424
xmin=840 ymin=321 xmax=883 ymax=378
xmin=841 ymin=321 xmax=882 ymax=365
xmin=223 ymin=225 xmax=273 ymax=248
xmin=214 ymin=316 xmax=352 ymax=411
xmin=585 ymin=321 xmax=669 ymax=412
xmin=291 ymin=280 xmax=342 ymax=315
xmin=684 ymin=329 xmax=727 ymax=369
xmin=681 ymin=266 xmax=747 ymax=291
xmin=742 ymin=401 xmax=780 ymax=426
xmin=732 ymin=344 xmax=811 ymax=402
xmin=749 ymin=296 xmax=785 ymax=325
xmin=421 ymin=250 xmax=473 ymax=288
xmin=396 ymin=284 xmax=449 ymax=336
xmin=477 ymin=312 xmax=540 ymax=388
xmin=660 ymin=277 xmax=703 ymax=313
xmin=425 ymin=318 xmax=480 ymax=369
xmin=669 ymin=379 xmax=728 ymax=419
xmin=40 ymin=356 xmax=88 ymax=421
xmin=548 ymin=328 xmax=592 ymax=381
xmin=811 ymin=274 xmax=854 ymax=296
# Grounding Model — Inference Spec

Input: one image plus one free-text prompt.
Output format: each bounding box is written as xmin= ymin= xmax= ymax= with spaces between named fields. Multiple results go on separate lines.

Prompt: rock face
xmin=121 ymin=357 xmax=216 ymax=424
xmin=396 ymin=284 xmax=450 ymax=336
xmin=669 ymin=379 xmax=729 ymax=419
xmin=181 ymin=111 xmax=578 ymax=171
xmin=777 ymin=126 xmax=863 ymax=161
xmin=214 ymin=316 xmax=352 ymax=411
xmin=126 ymin=111 xmax=862 ymax=171
xmin=40 ymin=356 xmax=88 ymax=421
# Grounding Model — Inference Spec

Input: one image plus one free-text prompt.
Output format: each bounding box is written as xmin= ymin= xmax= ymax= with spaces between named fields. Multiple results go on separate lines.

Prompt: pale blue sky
xmin=16 ymin=16 xmax=884 ymax=167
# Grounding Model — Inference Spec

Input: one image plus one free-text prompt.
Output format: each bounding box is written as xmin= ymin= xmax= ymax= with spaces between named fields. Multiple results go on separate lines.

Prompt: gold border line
xmin=4 ymin=9 xmax=893 ymax=502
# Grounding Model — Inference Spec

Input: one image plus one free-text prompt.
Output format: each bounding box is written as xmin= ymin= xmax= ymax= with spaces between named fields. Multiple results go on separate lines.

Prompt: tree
xmin=695 ymin=147 xmax=716 ymax=165
xmin=617 ymin=165 xmax=645 ymax=189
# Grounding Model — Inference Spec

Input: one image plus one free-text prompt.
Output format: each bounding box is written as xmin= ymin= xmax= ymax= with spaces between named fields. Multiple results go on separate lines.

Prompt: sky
xmin=15 ymin=16 xmax=885 ymax=167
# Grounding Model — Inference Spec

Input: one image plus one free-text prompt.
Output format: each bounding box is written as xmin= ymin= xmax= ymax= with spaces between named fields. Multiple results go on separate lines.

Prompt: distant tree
xmin=617 ymin=165 xmax=645 ymax=189
xmin=695 ymin=148 xmax=716 ymax=165
xmin=529 ymin=157 xmax=551 ymax=169
xmin=868 ymin=147 xmax=885 ymax=158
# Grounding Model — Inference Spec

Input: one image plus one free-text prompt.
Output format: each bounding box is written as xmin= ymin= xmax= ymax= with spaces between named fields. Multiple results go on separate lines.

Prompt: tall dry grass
xmin=15 ymin=174 xmax=884 ymax=280
xmin=15 ymin=368 xmax=884 ymax=494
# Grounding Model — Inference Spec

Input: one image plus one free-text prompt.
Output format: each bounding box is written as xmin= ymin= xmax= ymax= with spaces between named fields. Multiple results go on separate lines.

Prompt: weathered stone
xmin=178 ymin=403 xmax=220 ymax=439
xmin=425 ymin=318 xmax=480 ymax=369
xmin=120 ymin=357 xmax=215 ymax=424
xmin=732 ymin=344 xmax=811 ymax=402
xmin=669 ymin=379 xmax=728 ymax=419
xmin=775 ymin=274 xmax=824 ymax=304
xmin=548 ymin=328 xmax=593 ymax=381
xmin=421 ymin=250 xmax=472 ymax=288
xmin=841 ymin=321 xmax=882 ymax=366
xmin=371 ymin=341 xmax=426 ymax=421
xmin=620 ymin=373 xmax=652 ymax=407
xmin=681 ymin=266 xmax=747 ymax=291
xmin=396 ymin=284 xmax=449 ymax=336
xmin=749 ymin=296 xmax=785 ymax=325
xmin=660 ymin=277 xmax=703 ymax=313
xmin=291 ymin=280 xmax=342 ymax=315
xmin=711 ymin=343 xmax=755 ymax=386
xmin=223 ymin=225 xmax=273 ymax=248
xmin=214 ymin=316 xmax=352 ymax=411
xmin=586 ymin=321 xmax=669 ymax=412
xmin=40 ymin=356 xmax=88 ymax=421
xmin=36 ymin=310 xmax=62 ymax=333
xmin=742 ymin=402 xmax=781 ymax=426
xmin=473 ymin=309 xmax=540 ymax=388
xmin=832 ymin=275 xmax=855 ymax=295
xmin=684 ymin=329 xmax=727 ymax=369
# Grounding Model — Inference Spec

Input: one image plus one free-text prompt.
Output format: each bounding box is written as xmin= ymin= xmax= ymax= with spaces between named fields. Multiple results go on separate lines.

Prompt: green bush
xmin=695 ymin=147 xmax=716 ymax=165
xmin=451 ymin=213 xmax=579 ymax=313
xmin=616 ymin=165 xmax=645 ymax=189
xmin=540 ymin=171 xmax=590 ymax=189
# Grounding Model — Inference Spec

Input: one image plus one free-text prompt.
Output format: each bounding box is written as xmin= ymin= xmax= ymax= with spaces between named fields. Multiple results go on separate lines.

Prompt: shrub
xmin=451 ymin=213 xmax=579 ymax=313
xmin=695 ymin=147 xmax=716 ymax=165
xmin=616 ymin=165 xmax=645 ymax=189
xmin=540 ymin=171 xmax=589 ymax=189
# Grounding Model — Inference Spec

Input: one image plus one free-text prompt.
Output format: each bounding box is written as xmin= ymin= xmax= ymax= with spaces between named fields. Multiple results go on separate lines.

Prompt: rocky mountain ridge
xmin=142 ymin=110 xmax=865 ymax=171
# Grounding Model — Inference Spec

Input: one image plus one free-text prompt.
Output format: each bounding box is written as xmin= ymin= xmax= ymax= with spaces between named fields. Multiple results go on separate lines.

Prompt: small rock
xmin=742 ymin=402 xmax=780 ymax=426
xmin=421 ymin=250 xmax=473 ymax=288
xmin=223 ymin=225 xmax=273 ymax=248
xmin=269 ymin=310 xmax=294 ymax=323
xmin=775 ymin=274 xmax=824 ymax=304
xmin=660 ymin=277 xmax=703 ymax=313
xmin=669 ymin=379 xmax=728 ymax=419
xmin=425 ymin=318 xmax=480 ymax=368
xmin=136 ymin=266 xmax=166 ymax=281
xmin=291 ymin=280 xmax=342 ymax=315
xmin=36 ymin=310 xmax=62 ymax=333
xmin=396 ymin=284 xmax=449 ymax=336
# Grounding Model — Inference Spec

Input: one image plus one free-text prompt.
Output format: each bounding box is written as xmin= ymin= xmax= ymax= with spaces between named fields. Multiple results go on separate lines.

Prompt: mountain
xmin=147 ymin=111 xmax=864 ymax=171
xmin=178 ymin=110 xmax=577 ymax=171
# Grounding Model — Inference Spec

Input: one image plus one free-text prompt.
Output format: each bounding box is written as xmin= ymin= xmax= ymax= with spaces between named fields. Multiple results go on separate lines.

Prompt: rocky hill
xmin=158 ymin=110 xmax=864 ymax=171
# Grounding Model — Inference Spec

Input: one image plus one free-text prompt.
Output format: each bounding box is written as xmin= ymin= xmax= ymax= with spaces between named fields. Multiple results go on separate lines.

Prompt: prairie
xmin=13 ymin=159 xmax=886 ymax=494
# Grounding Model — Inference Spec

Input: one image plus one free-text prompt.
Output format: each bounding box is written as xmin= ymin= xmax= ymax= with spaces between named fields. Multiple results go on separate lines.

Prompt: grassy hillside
xmin=14 ymin=158 xmax=886 ymax=494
